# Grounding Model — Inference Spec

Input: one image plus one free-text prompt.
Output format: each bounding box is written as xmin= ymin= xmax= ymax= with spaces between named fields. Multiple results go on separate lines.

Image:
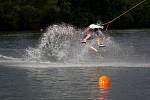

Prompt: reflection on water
xmin=99 ymin=89 xmax=108 ymax=100
xmin=0 ymin=67 xmax=150 ymax=100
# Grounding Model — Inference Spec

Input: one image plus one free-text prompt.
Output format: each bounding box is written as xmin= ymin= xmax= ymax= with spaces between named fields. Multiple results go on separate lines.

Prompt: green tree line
xmin=0 ymin=0 xmax=149 ymax=30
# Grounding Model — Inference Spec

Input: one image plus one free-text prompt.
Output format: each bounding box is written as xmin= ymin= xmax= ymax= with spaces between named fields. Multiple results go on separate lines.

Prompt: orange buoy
xmin=98 ymin=76 xmax=110 ymax=90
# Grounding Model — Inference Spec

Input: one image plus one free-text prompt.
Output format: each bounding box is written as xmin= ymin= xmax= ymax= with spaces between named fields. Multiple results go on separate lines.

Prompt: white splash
xmin=25 ymin=24 xmax=79 ymax=62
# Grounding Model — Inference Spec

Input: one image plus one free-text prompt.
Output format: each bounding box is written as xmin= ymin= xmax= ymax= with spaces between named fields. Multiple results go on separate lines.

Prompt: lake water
xmin=0 ymin=25 xmax=150 ymax=100
xmin=0 ymin=66 xmax=150 ymax=100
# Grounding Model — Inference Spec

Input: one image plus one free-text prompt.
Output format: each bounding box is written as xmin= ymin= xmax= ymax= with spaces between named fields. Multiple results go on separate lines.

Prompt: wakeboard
xmin=81 ymin=43 xmax=98 ymax=52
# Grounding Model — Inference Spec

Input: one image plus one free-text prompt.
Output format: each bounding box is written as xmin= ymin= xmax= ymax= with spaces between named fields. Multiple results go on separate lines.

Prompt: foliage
xmin=0 ymin=0 xmax=149 ymax=30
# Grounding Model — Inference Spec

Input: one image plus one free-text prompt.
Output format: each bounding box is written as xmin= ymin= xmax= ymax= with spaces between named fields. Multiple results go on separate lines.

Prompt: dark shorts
xmin=91 ymin=29 xmax=104 ymax=38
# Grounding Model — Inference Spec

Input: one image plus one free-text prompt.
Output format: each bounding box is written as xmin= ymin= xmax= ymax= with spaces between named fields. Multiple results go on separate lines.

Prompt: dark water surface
xmin=0 ymin=66 xmax=150 ymax=100
xmin=0 ymin=28 xmax=150 ymax=100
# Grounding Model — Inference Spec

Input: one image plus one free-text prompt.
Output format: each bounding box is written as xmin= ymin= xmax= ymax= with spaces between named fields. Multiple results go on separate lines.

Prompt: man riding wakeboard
xmin=81 ymin=20 xmax=105 ymax=47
